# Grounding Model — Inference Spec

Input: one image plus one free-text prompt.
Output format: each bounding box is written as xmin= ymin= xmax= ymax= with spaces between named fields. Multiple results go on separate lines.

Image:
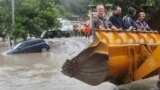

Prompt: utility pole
xmin=11 ymin=0 xmax=16 ymax=46
xmin=11 ymin=0 xmax=15 ymax=25
xmin=8 ymin=0 xmax=15 ymax=48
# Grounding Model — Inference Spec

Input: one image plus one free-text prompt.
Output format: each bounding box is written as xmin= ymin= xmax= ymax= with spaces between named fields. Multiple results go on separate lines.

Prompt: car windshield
xmin=13 ymin=43 xmax=22 ymax=49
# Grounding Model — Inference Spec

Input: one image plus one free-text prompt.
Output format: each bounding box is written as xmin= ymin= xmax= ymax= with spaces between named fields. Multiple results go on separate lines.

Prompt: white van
xmin=60 ymin=20 xmax=73 ymax=32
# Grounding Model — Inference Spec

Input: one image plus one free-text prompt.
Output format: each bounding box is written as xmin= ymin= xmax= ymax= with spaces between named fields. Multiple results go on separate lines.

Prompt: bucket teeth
xmin=62 ymin=42 xmax=109 ymax=86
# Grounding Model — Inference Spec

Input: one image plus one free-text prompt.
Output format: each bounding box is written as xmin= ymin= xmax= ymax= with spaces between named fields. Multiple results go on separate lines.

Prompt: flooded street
xmin=0 ymin=37 xmax=159 ymax=90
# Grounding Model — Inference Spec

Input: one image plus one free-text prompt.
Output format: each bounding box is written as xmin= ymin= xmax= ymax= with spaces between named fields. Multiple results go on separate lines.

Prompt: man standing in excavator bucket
xmin=92 ymin=4 xmax=118 ymax=40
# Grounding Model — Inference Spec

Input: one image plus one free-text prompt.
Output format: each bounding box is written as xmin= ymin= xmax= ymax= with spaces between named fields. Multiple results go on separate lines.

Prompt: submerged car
xmin=41 ymin=30 xmax=70 ymax=39
xmin=41 ymin=30 xmax=62 ymax=39
xmin=4 ymin=39 xmax=50 ymax=55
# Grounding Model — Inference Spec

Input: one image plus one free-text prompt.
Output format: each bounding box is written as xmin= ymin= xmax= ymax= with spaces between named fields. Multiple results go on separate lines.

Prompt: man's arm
xmin=144 ymin=21 xmax=151 ymax=31
xmin=108 ymin=17 xmax=119 ymax=31
xmin=122 ymin=16 xmax=131 ymax=29
xmin=135 ymin=21 xmax=141 ymax=30
xmin=111 ymin=25 xmax=119 ymax=31
xmin=92 ymin=17 xmax=100 ymax=30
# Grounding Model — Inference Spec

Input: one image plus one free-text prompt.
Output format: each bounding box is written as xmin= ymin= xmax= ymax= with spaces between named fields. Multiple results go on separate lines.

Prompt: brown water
xmin=0 ymin=37 xmax=116 ymax=90
xmin=0 ymin=37 xmax=158 ymax=90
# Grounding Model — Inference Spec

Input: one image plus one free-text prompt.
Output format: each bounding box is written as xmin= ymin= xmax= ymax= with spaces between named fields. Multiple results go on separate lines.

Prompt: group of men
xmin=92 ymin=5 xmax=151 ymax=39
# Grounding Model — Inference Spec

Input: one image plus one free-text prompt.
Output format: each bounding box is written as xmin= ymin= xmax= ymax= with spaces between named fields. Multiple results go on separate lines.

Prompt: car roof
xmin=23 ymin=39 xmax=45 ymax=44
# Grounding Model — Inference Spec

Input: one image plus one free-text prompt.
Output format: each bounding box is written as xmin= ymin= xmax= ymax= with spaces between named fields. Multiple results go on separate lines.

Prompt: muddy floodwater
xmin=0 ymin=37 xmax=159 ymax=90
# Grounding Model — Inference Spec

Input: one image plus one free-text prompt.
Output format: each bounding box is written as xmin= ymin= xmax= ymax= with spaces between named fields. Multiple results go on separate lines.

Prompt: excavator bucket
xmin=62 ymin=30 xmax=160 ymax=86
xmin=62 ymin=40 xmax=109 ymax=85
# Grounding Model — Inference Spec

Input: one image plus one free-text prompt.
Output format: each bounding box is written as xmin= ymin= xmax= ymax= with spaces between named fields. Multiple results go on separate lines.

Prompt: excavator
xmin=62 ymin=29 xmax=160 ymax=87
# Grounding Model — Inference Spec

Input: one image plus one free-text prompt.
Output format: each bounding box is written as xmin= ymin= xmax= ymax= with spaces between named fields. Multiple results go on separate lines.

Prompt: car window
xmin=18 ymin=42 xmax=30 ymax=49
xmin=15 ymin=40 xmax=44 ymax=49
xmin=13 ymin=43 xmax=22 ymax=49
xmin=46 ymin=31 xmax=57 ymax=38
xmin=47 ymin=31 xmax=54 ymax=38
xmin=32 ymin=40 xmax=44 ymax=45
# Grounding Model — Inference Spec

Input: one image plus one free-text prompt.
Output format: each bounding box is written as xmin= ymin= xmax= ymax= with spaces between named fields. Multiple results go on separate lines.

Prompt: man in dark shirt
xmin=92 ymin=5 xmax=118 ymax=39
xmin=109 ymin=6 xmax=124 ymax=30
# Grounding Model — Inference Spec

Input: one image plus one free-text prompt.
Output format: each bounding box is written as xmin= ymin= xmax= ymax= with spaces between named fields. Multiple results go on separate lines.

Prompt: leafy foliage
xmin=0 ymin=0 xmax=12 ymax=36
xmin=0 ymin=0 xmax=62 ymax=39
xmin=57 ymin=0 xmax=90 ymax=16
xmin=14 ymin=0 xmax=60 ymax=39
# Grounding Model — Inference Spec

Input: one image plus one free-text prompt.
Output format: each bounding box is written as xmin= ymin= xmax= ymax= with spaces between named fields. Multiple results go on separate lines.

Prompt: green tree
xmin=56 ymin=5 xmax=71 ymax=19
xmin=14 ymin=0 xmax=60 ymax=39
xmin=0 ymin=0 xmax=12 ymax=36
xmin=58 ymin=0 xmax=90 ymax=16
xmin=0 ymin=0 xmax=62 ymax=40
